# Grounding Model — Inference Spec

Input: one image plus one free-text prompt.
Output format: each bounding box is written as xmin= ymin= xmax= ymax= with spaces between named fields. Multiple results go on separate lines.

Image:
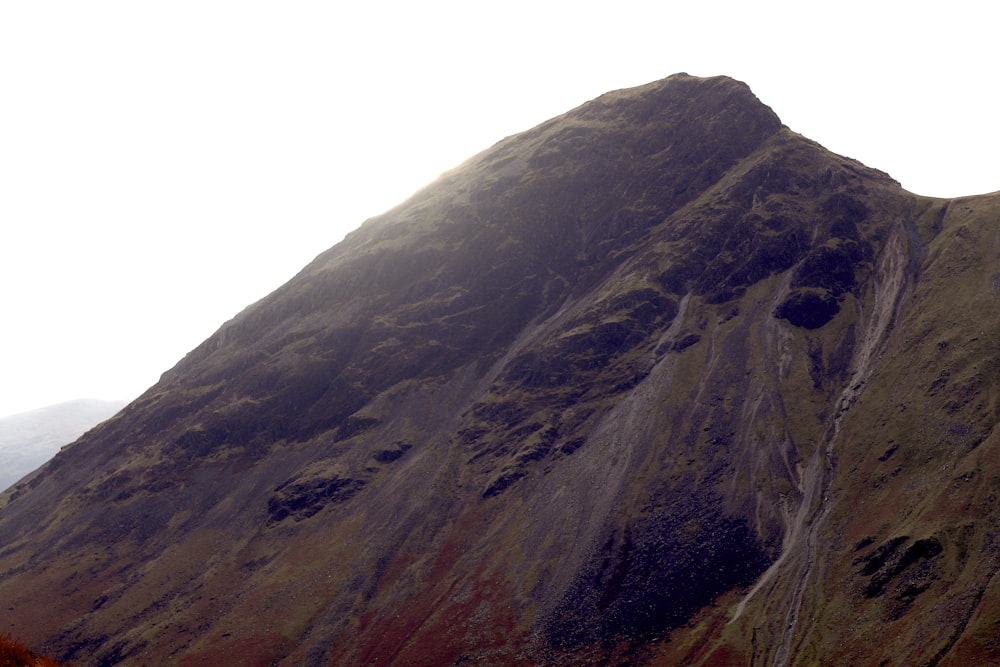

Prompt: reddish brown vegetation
xmin=352 ymin=514 xmax=520 ymax=666
xmin=0 ymin=635 xmax=64 ymax=667
xmin=177 ymin=634 xmax=287 ymax=667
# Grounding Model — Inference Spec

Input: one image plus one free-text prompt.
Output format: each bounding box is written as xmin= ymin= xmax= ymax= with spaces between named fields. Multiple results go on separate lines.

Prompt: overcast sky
xmin=1 ymin=1 xmax=996 ymax=418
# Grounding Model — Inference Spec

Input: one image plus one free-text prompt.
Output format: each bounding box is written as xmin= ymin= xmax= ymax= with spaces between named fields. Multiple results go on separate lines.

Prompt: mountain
xmin=0 ymin=399 xmax=126 ymax=492
xmin=2 ymin=73 xmax=999 ymax=666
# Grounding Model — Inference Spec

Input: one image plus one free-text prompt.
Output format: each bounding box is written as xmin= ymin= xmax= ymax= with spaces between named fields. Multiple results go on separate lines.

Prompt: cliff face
xmin=1 ymin=73 xmax=999 ymax=666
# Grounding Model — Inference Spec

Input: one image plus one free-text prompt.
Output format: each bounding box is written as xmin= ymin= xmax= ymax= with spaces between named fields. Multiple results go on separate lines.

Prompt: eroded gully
xmin=732 ymin=218 xmax=918 ymax=667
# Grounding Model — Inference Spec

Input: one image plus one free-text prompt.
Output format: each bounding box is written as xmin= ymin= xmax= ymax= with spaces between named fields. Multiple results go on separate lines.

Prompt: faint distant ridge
xmin=0 ymin=399 xmax=126 ymax=491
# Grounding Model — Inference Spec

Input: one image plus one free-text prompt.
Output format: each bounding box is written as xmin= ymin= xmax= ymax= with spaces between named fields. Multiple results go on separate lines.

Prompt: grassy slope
xmin=797 ymin=193 xmax=1000 ymax=666
xmin=680 ymin=192 xmax=1000 ymax=665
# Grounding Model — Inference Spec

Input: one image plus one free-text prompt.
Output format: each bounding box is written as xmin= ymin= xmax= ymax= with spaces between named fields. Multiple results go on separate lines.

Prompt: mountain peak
xmin=3 ymin=76 xmax=999 ymax=666
xmin=597 ymin=71 xmax=776 ymax=112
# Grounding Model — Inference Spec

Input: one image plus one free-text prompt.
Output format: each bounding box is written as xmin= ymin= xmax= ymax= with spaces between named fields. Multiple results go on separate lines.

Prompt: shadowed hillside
xmin=1 ymin=74 xmax=999 ymax=666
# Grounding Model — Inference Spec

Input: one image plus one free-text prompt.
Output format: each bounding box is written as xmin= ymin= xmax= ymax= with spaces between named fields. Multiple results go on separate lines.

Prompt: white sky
xmin=0 ymin=1 xmax=996 ymax=418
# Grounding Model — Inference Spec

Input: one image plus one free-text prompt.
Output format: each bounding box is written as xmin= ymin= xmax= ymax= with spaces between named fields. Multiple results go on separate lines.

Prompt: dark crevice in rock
xmin=266 ymin=476 xmax=366 ymax=525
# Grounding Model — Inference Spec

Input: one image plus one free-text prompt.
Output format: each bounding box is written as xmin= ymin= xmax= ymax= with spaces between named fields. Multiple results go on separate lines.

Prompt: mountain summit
xmin=2 ymin=73 xmax=999 ymax=666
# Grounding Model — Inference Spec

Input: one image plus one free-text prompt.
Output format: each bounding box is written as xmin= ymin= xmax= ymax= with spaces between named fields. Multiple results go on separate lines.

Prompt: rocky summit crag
xmin=2 ymin=73 xmax=1000 ymax=666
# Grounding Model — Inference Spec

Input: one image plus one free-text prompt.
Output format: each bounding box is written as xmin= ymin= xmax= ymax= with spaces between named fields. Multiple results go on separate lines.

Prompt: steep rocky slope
xmin=1 ymin=74 xmax=998 ymax=666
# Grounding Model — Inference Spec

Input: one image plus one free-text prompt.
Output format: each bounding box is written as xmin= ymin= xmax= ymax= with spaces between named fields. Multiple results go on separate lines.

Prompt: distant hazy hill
xmin=0 ymin=399 xmax=125 ymax=491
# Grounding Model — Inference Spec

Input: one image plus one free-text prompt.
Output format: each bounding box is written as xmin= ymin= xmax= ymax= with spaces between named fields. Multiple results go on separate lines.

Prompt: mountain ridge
xmin=1 ymin=73 xmax=999 ymax=666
